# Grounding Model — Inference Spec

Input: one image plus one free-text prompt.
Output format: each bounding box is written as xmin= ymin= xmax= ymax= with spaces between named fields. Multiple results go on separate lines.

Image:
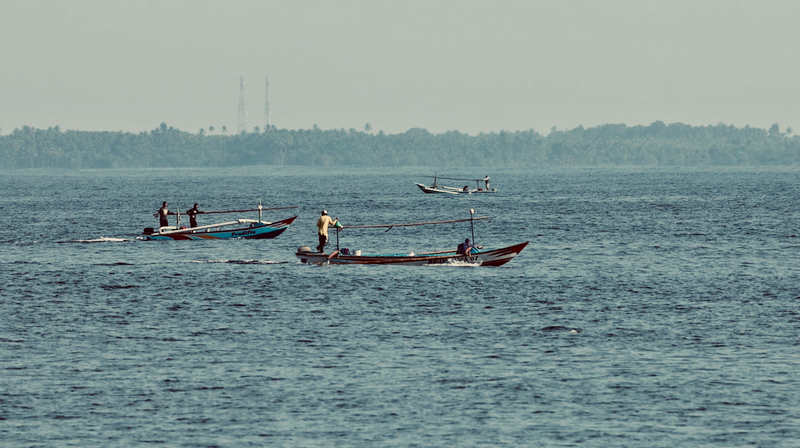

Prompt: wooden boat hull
xmin=141 ymin=216 xmax=296 ymax=241
xmin=415 ymin=183 xmax=497 ymax=194
xmin=296 ymin=242 xmax=528 ymax=266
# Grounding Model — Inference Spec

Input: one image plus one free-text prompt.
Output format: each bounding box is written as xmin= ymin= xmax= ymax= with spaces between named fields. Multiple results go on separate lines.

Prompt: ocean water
xmin=1 ymin=166 xmax=799 ymax=447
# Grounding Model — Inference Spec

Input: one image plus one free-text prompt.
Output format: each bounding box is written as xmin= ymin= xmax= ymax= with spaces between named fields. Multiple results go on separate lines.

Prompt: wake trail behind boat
xmin=60 ymin=237 xmax=129 ymax=243
xmin=186 ymin=260 xmax=288 ymax=265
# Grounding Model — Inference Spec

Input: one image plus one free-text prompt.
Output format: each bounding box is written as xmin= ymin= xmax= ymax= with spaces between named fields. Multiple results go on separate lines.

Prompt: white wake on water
xmin=71 ymin=237 xmax=129 ymax=243
xmin=186 ymin=259 xmax=285 ymax=264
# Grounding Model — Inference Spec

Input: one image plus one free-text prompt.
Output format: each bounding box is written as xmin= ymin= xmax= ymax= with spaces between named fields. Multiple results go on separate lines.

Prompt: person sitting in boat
xmin=316 ymin=210 xmax=339 ymax=253
xmin=457 ymin=238 xmax=476 ymax=255
xmin=463 ymin=185 xmax=469 ymax=192
xmin=186 ymin=203 xmax=201 ymax=228
xmin=153 ymin=202 xmax=170 ymax=227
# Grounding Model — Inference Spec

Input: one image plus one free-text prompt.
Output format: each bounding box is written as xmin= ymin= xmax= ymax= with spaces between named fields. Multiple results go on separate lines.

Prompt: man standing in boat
xmin=186 ymin=203 xmax=201 ymax=228
xmin=483 ymin=175 xmax=490 ymax=191
xmin=154 ymin=202 xmax=170 ymax=228
xmin=316 ymin=210 xmax=338 ymax=253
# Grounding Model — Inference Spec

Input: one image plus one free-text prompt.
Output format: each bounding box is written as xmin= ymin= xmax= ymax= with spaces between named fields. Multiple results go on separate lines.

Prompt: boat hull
xmin=296 ymin=242 xmax=528 ymax=266
xmin=415 ymin=183 xmax=496 ymax=194
xmin=141 ymin=216 xmax=297 ymax=241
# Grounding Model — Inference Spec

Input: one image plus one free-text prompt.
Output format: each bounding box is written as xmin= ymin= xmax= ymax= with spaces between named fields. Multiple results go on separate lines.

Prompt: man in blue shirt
xmin=457 ymin=238 xmax=475 ymax=255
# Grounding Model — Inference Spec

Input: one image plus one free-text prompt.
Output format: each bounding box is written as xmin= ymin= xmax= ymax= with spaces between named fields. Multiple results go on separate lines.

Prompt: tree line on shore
xmin=1 ymin=121 xmax=798 ymax=169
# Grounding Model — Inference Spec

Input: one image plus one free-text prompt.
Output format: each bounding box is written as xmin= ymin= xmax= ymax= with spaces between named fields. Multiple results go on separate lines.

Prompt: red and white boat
xmin=296 ymin=211 xmax=527 ymax=267
xmin=296 ymin=242 xmax=528 ymax=266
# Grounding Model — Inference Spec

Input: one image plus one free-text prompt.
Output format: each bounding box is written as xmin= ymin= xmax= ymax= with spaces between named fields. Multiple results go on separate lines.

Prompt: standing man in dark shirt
xmin=186 ymin=203 xmax=201 ymax=228
xmin=154 ymin=202 xmax=170 ymax=227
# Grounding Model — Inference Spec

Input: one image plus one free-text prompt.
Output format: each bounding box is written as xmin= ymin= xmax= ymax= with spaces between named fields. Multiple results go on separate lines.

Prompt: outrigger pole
xmin=168 ymin=202 xmax=296 ymax=227
xmin=341 ymin=216 xmax=488 ymax=229
xmin=176 ymin=205 xmax=298 ymax=215
xmin=326 ymin=212 xmax=485 ymax=255
xmin=424 ymin=175 xmax=485 ymax=181
xmin=422 ymin=174 xmax=489 ymax=190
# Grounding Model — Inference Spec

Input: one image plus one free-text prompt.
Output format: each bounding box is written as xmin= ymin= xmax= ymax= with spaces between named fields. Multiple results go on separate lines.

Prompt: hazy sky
xmin=1 ymin=0 xmax=798 ymax=135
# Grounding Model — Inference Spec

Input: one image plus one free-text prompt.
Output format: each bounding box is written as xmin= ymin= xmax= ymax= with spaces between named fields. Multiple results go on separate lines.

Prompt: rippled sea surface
xmin=1 ymin=166 xmax=799 ymax=447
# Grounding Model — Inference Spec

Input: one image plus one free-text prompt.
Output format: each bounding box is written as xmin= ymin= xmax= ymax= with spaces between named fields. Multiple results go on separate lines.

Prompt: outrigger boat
xmin=296 ymin=210 xmax=527 ymax=266
xmin=415 ymin=174 xmax=497 ymax=194
xmin=139 ymin=202 xmax=297 ymax=241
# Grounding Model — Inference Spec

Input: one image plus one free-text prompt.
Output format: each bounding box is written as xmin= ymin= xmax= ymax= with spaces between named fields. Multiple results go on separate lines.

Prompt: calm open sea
xmin=1 ymin=166 xmax=799 ymax=447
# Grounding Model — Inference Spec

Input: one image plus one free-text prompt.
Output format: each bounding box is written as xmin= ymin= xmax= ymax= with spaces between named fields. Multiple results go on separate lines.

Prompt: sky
xmin=1 ymin=0 xmax=798 ymax=136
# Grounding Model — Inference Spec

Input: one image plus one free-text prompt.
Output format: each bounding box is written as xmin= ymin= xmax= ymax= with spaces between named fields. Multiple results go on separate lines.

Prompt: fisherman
xmin=316 ymin=210 xmax=339 ymax=253
xmin=463 ymin=185 xmax=469 ymax=192
xmin=457 ymin=238 xmax=475 ymax=255
xmin=186 ymin=203 xmax=201 ymax=228
xmin=154 ymin=202 xmax=170 ymax=227
xmin=483 ymin=175 xmax=490 ymax=190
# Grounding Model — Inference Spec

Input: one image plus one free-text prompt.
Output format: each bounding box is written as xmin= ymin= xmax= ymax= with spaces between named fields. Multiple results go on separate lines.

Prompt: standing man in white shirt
xmin=316 ymin=210 xmax=338 ymax=253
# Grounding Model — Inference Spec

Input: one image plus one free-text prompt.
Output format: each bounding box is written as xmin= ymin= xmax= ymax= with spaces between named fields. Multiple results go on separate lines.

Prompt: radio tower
xmin=264 ymin=76 xmax=271 ymax=130
xmin=237 ymin=77 xmax=247 ymax=133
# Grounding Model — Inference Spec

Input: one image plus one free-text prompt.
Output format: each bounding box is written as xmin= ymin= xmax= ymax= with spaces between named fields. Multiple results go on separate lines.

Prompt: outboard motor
xmin=143 ymin=227 xmax=155 ymax=235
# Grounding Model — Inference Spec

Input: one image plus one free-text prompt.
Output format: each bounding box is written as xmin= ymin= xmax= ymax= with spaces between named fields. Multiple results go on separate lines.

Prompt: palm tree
xmin=209 ymin=126 xmax=215 ymax=133
xmin=221 ymin=126 xmax=227 ymax=135
xmin=364 ymin=123 xmax=372 ymax=132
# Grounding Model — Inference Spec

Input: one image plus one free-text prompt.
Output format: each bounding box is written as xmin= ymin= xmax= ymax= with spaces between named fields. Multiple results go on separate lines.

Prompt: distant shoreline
xmin=2 ymin=121 xmax=798 ymax=169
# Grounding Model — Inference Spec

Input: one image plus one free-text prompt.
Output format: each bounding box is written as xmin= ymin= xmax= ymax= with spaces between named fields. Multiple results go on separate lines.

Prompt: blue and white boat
xmin=139 ymin=203 xmax=297 ymax=241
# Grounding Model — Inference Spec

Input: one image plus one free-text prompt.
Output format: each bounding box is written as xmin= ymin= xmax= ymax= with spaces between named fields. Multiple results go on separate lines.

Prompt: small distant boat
xmin=296 ymin=210 xmax=527 ymax=266
xmin=139 ymin=202 xmax=297 ymax=241
xmin=415 ymin=174 xmax=497 ymax=194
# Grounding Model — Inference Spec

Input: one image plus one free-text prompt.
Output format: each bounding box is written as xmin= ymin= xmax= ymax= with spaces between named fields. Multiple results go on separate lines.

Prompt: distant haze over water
xmin=1 ymin=1 xmax=799 ymax=135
